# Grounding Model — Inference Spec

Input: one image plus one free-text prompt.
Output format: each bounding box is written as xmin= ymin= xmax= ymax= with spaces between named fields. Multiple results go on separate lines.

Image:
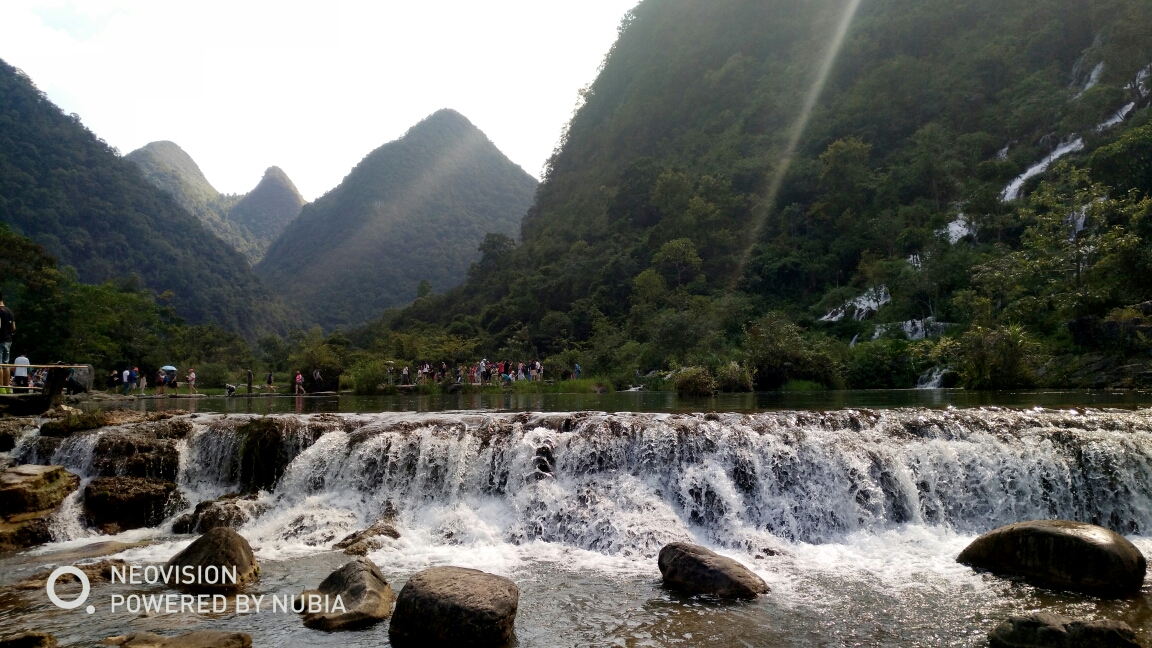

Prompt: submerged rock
xmin=100 ymin=630 xmax=251 ymax=647
xmin=0 ymin=465 xmax=79 ymax=515
xmin=389 ymin=566 xmax=518 ymax=647
xmin=0 ymin=632 xmax=56 ymax=647
xmin=332 ymin=518 xmax=401 ymax=555
xmin=165 ymin=527 xmax=258 ymax=592
xmin=83 ymin=476 xmax=177 ymax=533
xmin=172 ymin=495 xmax=262 ymax=535
xmin=957 ymin=520 xmax=1146 ymax=597
xmin=300 ymin=556 xmax=396 ymax=630
xmin=988 ymin=612 xmax=1140 ymax=647
xmin=658 ymin=542 xmax=769 ymax=598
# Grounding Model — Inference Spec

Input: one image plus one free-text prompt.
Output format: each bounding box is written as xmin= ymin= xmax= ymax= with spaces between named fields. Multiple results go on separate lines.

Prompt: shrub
xmin=347 ymin=359 xmax=392 ymax=395
xmin=714 ymin=362 xmax=753 ymax=392
xmin=674 ymin=366 xmax=716 ymax=396
xmin=957 ymin=325 xmax=1041 ymax=389
xmin=194 ymin=363 xmax=229 ymax=389
xmin=847 ymin=339 xmax=919 ymax=388
xmin=744 ymin=312 xmax=843 ymax=389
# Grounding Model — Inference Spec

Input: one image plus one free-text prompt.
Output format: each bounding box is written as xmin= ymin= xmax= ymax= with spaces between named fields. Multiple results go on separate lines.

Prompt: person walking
xmin=138 ymin=372 xmax=148 ymax=394
xmin=0 ymin=292 xmax=14 ymax=394
xmin=573 ymin=363 xmax=582 ymax=380
xmin=312 ymin=368 xmax=322 ymax=392
xmin=122 ymin=367 xmax=131 ymax=395
xmin=187 ymin=368 xmax=197 ymax=394
xmin=266 ymin=370 xmax=275 ymax=392
xmin=294 ymin=371 xmax=305 ymax=394
xmin=156 ymin=370 xmax=167 ymax=395
xmin=246 ymin=369 xmax=254 ymax=395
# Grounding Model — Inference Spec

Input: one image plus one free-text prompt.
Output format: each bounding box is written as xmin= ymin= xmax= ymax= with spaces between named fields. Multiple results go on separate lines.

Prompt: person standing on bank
xmin=0 ymin=292 xmax=14 ymax=393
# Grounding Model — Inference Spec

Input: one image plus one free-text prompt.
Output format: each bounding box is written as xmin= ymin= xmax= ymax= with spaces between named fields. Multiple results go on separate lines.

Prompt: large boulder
xmin=300 ymin=556 xmax=396 ymax=630
xmin=100 ymin=630 xmax=251 ymax=647
xmin=172 ymin=496 xmax=263 ymax=534
xmin=0 ymin=632 xmax=56 ymax=647
xmin=389 ymin=566 xmax=518 ymax=647
xmin=83 ymin=476 xmax=178 ymax=533
xmin=657 ymin=542 xmax=769 ymax=598
xmin=957 ymin=520 xmax=1146 ymax=598
xmin=988 ymin=612 xmax=1140 ymax=648
xmin=332 ymin=518 xmax=401 ymax=555
xmin=0 ymin=465 xmax=79 ymax=515
xmin=165 ymin=527 xmax=258 ymax=592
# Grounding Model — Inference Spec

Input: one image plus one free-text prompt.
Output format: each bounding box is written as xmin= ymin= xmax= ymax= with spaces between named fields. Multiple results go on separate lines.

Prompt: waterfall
xmin=14 ymin=409 xmax=1152 ymax=560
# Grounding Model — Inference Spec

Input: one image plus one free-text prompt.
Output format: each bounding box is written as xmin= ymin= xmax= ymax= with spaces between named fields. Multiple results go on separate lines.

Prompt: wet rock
xmin=988 ymin=612 xmax=1140 ymax=647
xmin=13 ymin=559 xmax=128 ymax=589
xmin=0 ymin=632 xmax=56 ymax=647
xmin=657 ymin=542 xmax=769 ymax=598
xmin=100 ymin=630 xmax=251 ymax=647
xmin=0 ymin=511 xmax=52 ymax=551
xmin=332 ymin=518 xmax=401 ymax=555
xmin=83 ymin=476 xmax=178 ymax=533
xmin=38 ymin=412 xmax=106 ymax=438
xmin=957 ymin=520 xmax=1146 ymax=597
xmin=172 ymin=496 xmax=262 ymax=534
xmin=92 ymin=431 xmax=179 ymax=481
xmin=389 ymin=566 xmax=519 ymax=647
xmin=300 ymin=556 xmax=396 ymax=630
xmin=0 ymin=419 xmax=35 ymax=452
xmin=0 ymin=465 xmax=79 ymax=515
xmin=165 ymin=527 xmax=258 ymax=592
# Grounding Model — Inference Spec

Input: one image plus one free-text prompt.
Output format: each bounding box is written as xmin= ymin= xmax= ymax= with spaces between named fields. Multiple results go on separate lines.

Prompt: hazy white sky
xmin=0 ymin=0 xmax=639 ymax=200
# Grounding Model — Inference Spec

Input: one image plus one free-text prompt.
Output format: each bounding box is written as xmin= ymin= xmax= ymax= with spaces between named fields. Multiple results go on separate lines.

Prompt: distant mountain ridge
xmin=255 ymin=109 xmax=538 ymax=329
xmin=126 ymin=142 xmax=304 ymax=263
xmin=0 ymin=59 xmax=291 ymax=336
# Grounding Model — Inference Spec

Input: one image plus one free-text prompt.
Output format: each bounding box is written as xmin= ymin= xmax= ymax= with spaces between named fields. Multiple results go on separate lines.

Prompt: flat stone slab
xmin=0 ymin=465 xmax=79 ymax=515
xmin=958 ymin=520 xmax=1146 ymax=597
xmin=101 ymin=631 xmax=250 ymax=647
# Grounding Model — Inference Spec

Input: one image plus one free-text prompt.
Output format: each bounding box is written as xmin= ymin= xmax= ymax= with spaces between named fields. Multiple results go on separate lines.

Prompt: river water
xmin=4 ymin=405 xmax=1152 ymax=646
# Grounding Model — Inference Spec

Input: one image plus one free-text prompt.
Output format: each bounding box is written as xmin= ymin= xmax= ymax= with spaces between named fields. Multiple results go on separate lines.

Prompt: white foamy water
xmin=6 ymin=408 xmax=1152 ymax=646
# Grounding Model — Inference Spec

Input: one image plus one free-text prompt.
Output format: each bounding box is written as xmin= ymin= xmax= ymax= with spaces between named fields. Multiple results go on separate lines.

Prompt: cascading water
xmin=7 ymin=408 xmax=1152 ymax=646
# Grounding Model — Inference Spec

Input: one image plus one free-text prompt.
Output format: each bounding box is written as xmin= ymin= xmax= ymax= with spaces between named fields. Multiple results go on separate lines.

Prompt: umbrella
xmin=161 ymin=365 xmax=177 ymax=372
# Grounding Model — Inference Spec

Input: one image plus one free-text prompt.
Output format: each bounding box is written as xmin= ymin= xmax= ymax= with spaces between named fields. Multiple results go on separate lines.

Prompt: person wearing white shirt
xmin=12 ymin=354 xmax=29 ymax=390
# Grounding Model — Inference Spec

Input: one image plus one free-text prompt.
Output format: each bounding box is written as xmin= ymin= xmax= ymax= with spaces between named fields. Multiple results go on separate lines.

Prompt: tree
xmin=653 ymin=238 xmax=702 ymax=286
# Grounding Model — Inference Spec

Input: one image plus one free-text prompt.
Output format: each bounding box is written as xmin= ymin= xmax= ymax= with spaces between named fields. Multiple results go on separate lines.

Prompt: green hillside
xmin=256 ymin=109 xmax=538 ymax=329
xmin=372 ymin=0 xmax=1152 ymax=390
xmin=228 ymin=166 xmax=305 ymax=248
xmin=126 ymin=143 xmax=304 ymax=263
xmin=0 ymin=60 xmax=291 ymax=336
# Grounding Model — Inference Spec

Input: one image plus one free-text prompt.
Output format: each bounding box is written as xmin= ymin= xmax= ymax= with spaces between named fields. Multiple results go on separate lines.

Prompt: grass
xmin=780 ymin=379 xmax=828 ymax=392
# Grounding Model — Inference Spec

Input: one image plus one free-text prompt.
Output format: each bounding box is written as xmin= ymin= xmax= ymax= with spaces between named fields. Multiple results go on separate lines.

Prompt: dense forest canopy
xmin=255 ymin=109 xmax=538 ymax=330
xmin=359 ymin=0 xmax=1152 ymax=391
xmin=0 ymin=59 xmax=292 ymax=337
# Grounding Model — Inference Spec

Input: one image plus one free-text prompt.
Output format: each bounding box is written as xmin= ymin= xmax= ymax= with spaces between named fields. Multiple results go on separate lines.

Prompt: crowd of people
xmin=396 ymin=359 xmax=576 ymax=386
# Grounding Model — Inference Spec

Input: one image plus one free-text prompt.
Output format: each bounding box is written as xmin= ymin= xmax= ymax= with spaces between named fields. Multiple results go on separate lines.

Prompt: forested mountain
xmin=256 ymin=109 xmax=538 ymax=329
xmin=126 ymin=142 xmax=304 ymax=262
xmin=371 ymin=0 xmax=1152 ymax=390
xmin=0 ymin=59 xmax=291 ymax=336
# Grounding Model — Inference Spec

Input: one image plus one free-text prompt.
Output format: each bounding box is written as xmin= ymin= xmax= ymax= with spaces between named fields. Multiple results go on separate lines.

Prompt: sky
xmin=0 ymin=0 xmax=639 ymax=200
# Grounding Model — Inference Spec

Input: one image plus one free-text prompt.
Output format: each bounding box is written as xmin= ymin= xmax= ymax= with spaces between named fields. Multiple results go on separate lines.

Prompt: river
xmin=3 ymin=402 xmax=1152 ymax=646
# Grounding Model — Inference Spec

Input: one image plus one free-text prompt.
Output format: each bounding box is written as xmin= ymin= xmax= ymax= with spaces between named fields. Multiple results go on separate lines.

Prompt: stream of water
xmin=4 ymin=406 xmax=1152 ymax=646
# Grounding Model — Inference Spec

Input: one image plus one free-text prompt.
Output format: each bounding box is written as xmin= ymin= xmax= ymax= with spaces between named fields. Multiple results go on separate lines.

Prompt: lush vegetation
xmin=351 ymin=0 xmax=1152 ymax=391
xmin=126 ymin=143 xmax=304 ymax=264
xmin=0 ymin=60 xmax=292 ymax=337
xmin=255 ymin=109 xmax=539 ymax=330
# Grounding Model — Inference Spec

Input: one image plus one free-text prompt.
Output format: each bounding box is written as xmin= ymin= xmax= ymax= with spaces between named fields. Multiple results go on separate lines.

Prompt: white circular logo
xmin=46 ymin=566 xmax=90 ymax=610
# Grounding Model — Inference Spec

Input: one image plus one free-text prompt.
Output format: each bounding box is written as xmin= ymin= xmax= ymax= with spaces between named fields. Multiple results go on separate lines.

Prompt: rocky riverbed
xmin=1 ymin=407 xmax=1152 ymax=646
